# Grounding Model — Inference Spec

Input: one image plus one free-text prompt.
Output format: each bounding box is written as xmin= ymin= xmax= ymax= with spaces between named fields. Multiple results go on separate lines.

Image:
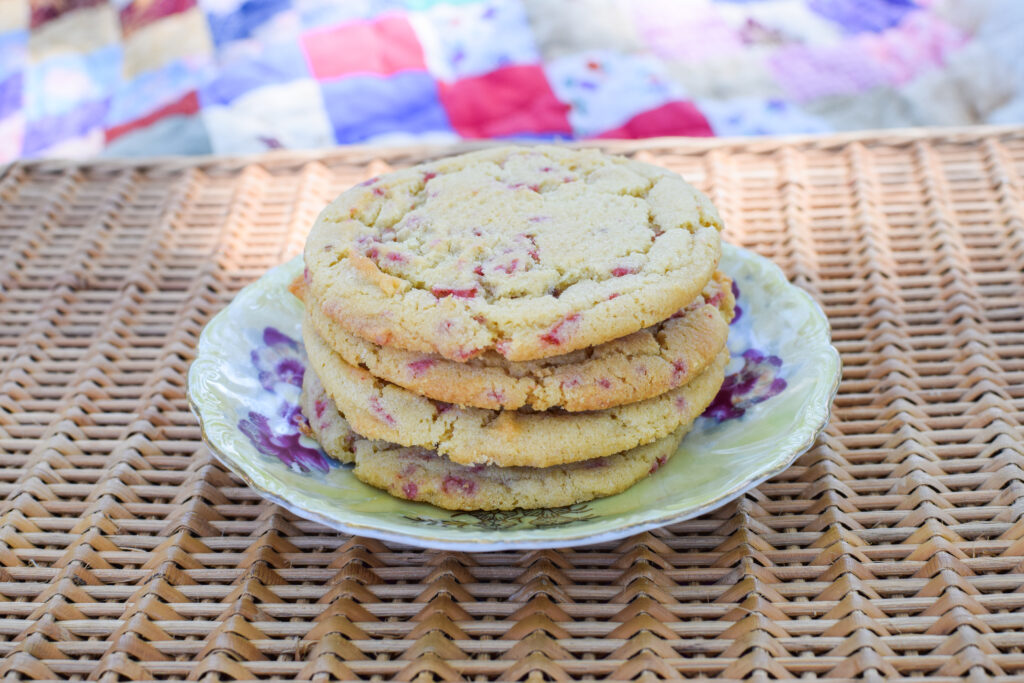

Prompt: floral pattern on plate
xmin=189 ymin=242 xmax=840 ymax=551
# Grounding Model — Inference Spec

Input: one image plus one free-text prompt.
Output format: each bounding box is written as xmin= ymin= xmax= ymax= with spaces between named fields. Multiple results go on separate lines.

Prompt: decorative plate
xmin=188 ymin=243 xmax=840 ymax=551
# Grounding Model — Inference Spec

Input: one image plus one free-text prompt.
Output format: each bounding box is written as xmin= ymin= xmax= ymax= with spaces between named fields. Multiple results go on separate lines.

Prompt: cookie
xmin=301 ymin=370 xmax=690 ymax=511
xmin=296 ymin=271 xmax=734 ymax=411
xmin=303 ymin=145 xmax=722 ymax=362
xmin=299 ymin=366 xmax=357 ymax=464
xmin=303 ymin=318 xmax=728 ymax=468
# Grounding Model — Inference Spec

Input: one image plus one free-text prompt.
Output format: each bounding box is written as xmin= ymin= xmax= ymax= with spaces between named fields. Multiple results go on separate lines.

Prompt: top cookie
xmin=304 ymin=146 xmax=722 ymax=362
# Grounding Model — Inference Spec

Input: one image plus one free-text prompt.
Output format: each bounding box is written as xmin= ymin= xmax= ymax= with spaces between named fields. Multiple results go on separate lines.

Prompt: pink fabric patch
xmin=438 ymin=65 xmax=572 ymax=139
xmin=769 ymin=43 xmax=888 ymax=102
xmin=860 ymin=12 xmax=967 ymax=86
xmin=593 ymin=101 xmax=713 ymax=139
xmin=302 ymin=14 xmax=427 ymax=80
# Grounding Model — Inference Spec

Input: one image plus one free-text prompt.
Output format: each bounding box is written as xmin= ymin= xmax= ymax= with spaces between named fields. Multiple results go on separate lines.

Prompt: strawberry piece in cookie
xmin=540 ymin=313 xmax=581 ymax=346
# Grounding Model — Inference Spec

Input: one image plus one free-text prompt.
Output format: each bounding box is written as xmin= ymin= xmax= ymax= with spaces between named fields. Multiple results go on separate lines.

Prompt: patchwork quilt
xmin=1 ymin=0 xmax=1022 ymax=161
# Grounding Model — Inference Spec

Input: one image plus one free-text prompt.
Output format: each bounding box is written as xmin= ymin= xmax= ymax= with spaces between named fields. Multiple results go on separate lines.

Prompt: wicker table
xmin=1 ymin=127 xmax=1023 ymax=681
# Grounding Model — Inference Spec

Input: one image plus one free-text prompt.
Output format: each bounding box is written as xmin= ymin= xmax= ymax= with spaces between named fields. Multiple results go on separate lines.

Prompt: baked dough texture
xmin=300 ymin=368 xmax=690 ymax=511
xmin=303 ymin=317 xmax=728 ymax=468
xmin=295 ymin=270 xmax=734 ymax=412
xmin=303 ymin=145 xmax=723 ymax=362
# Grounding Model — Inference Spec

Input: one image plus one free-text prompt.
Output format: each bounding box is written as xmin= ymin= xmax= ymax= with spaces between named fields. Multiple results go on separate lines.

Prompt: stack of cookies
xmin=292 ymin=146 xmax=734 ymax=511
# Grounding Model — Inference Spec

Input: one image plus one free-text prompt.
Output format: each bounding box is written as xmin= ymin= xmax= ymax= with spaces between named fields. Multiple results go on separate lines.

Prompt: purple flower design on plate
xmin=731 ymin=279 xmax=742 ymax=324
xmin=236 ymin=326 xmax=336 ymax=474
xmin=704 ymin=349 xmax=787 ymax=421
xmin=280 ymin=401 xmax=305 ymax=427
xmin=252 ymin=327 xmax=304 ymax=392
xmin=239 ymin=410 xmax=331 ymax=474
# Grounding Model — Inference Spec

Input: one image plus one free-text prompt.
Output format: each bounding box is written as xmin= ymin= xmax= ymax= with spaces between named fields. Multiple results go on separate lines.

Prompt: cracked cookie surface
xmin=301 ymin=370 xmax=690 ymax=511
xmin=296 ymin=271 xmax=734 ymax=411
xmin=303 ymin=318 xmax=728 ymax=468
xmin=303 ymin=145 xmax=722 ymax=362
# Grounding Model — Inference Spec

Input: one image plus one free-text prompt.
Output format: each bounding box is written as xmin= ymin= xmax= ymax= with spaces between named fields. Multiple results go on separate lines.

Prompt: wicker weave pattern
xmin=1 ymin=128 xmax=1023 ymax=681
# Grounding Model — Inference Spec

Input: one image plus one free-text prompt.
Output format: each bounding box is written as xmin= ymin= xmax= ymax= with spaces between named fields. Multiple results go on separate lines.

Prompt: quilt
xmin=1 ymin=0 xmax=1022 ymax=161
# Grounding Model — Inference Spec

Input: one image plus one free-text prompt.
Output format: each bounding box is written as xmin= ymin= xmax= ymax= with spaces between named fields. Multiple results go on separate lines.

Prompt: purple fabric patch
xmin=23 ymin=99 xmax=108 ymax=156
xmin=809 ymin=0 xmax=917 ymax=34
xmin=768 ymin=43 xmax=888 ymax=101
xmin=0 ymin=72 xmax=21 ymax=120
xmin=320 ymin=71 xmax=450 ymax=143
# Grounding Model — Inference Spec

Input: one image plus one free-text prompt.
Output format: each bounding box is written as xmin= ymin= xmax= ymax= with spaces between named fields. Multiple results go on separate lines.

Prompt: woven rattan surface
xmin=2 ymin=127 xmax=1024 ymax=681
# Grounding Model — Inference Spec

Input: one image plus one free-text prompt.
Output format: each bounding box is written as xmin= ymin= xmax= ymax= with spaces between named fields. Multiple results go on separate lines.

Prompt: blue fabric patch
xmin=0 ymin=30 xmax=27 ymax=82
xmin=106 ymin=60 xmax=212 ymax=127
xmin=103 ymin=113 xmax=212 ymax=156
xmin=23 ymin=98 xmax=108 ymax=156
xmin=24 ymin=45 xmax=122 ymax=121
xmin=207 ymin=0 xmax=293 ymax=45
xmin=808 ymin=0 xmax=916 ymax=33
xmin=415 ymin=0 xmax=539 ymax=80
xmin=199 ymin=42 xmax=308 ymax=105
xmin=404 ymin=0 xmax=483 ymax=9
xmin=493 ymin=131 xmax=570 ymax=142
xmin=320 ymin=71 xmax=450 ymax=143
xmin=697 ymin=96 xmax=831 ymax=136
xmin=0 ymin=71 xmax=22 ymax=120
xmin=296 ymin=0 xmax=405 ymax=29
